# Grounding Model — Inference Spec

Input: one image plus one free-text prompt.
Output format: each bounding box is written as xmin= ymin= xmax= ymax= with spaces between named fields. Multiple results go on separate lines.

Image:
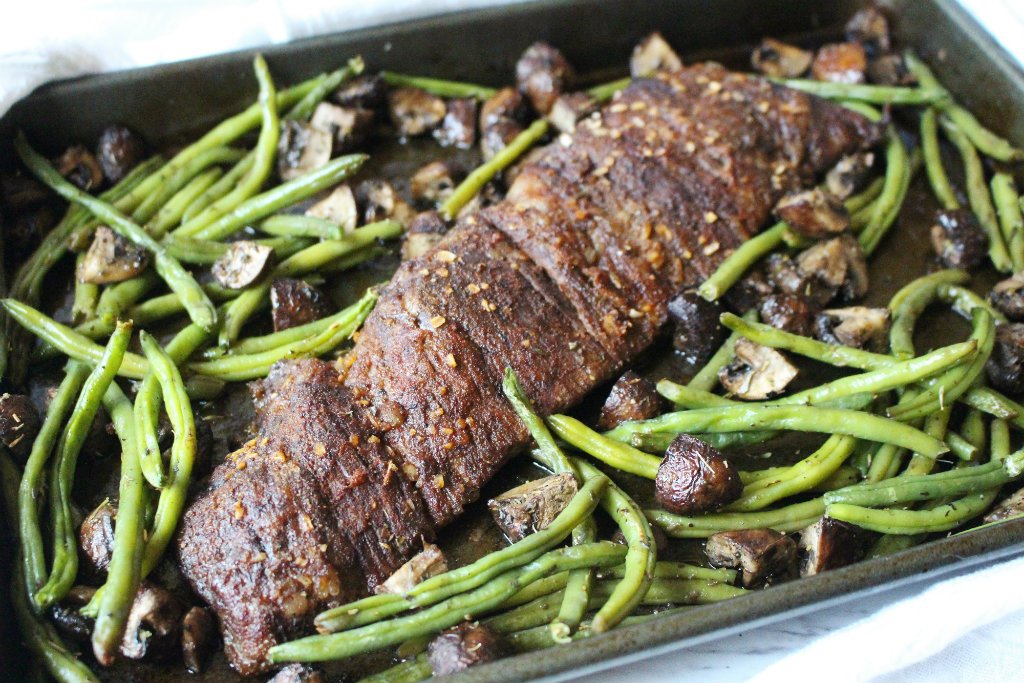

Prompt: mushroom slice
xmin=410 ymin=160 xmax=466 ymax=205
xmin=816 ymin=306 xmax=890 ymax=350
xmin=759 ymin=293 xmax=817 ymax=337
xmin=844 ymin=6 xmax=892 ymax=58
xmin=750 ymin=38 xmax=813 ymax=78
xmin=929 ymin=208 xmax=988 ymax=270
xmin=983 ymin=485 xmax=1024 ymax=524
xmin=428 ymin=622 xmax=509 ymax=676
xmin=305 ymin=184 xmax=358 ymax=234
xmin=434 ymin=97 xmax=478 ymax=149
xmin=0 ymin=392 xmax=41 ymax=463
xmin=667 ymin=287 xmax=726 ymax=366
xmin=655 ymin=434 xmax=742 ymax=516
xmin=812 ymin=42 xmax=868 ymax=84
xmin=375 ymin=543 xmax=448 ymax=595
xmin=705 ymin=528 xmax=798 ymax=588
xmin=774 ymin=188 xmax=851 ymax=239
xmin=96 ymin=125 xmax=147 ymax=184
xmin=271 ymin=278 xmax=332 ymax=332
xmin=331 ymin=74 xmax=387 ymax=111
xmin=402 ymin=210 xmax=450 ymax=261
xmin=56 ymin=144 xmax=104 ymax=192
xmin=79 ymin=499 xmax=117 ymax=578
xmin=825 ymin=152 xmax=875 ymax=201
xmin=267 ymin=663 xmax=326 ymax=683
xmin=277 ymin=120 xmax=333 ymax=181
xmin=719 ymin=338 xmax=798 ymax=400
xmin=120 ymin=582 xmax=183 ymax=660
xmin=77 ymin=225 xmax=150 ymax=284
xmin=181 ymin=606 xmax=216 ymax=674
xmin=597 ymin=370 xmax=663 ymax=431
xmin=631 ymin=31 xmax=684 ymax=77
xmin=211 ymin=240 xmax=275 ymax=290
xmin=547 ymin=92 xmax=599 ymax=135
xmin=354 ymin=178 xmax=414 ymax=226
xmin=387 ymin=87 xmax=446 ymax=137
xmin=795 ymin=234 xmax=869 ymax=304
xmin=990 ymin=273 xmax=1024 ymax=322
xmin=799 ymin=516 xmax=871 ymax=576
xmin=986 ymin=323 xmax=1024 ymax=395
xmin=487 ymin=472 xmax=578 ymax=542
xmin=516 ymin=41 xmax=575 ymax=115
xmin=309 ymin=102 xmax=373 ymax=153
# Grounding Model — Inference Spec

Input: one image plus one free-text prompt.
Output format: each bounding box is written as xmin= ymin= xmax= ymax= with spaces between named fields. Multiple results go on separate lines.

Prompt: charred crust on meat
xmin=929 ymin=209 xmax=988 ymax=270
xmin=597 ymin=370 xmax=663 ymax=430
xmin=655 ymin=434 xmax=742 ymax=515
xmin=705 ymin=528 xmax=798 ymax=587
xmin=487 ymin=472 xmax=578 ymax=542
xmin=986 ymin=323 xmax=1024 ymax=395
xmin=427 ymin=622 xmax=509 ymax=676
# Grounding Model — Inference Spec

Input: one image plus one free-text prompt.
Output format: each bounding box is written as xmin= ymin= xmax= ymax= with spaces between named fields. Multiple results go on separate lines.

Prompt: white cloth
xmin=2 ymin=1 xmax=1024 ymax=681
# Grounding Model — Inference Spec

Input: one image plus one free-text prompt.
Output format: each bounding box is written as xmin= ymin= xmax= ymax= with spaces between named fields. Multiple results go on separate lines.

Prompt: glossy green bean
xmin=655 ymin=379 xmax=736 ymax=408
xmin=697 ymin=222 xmax=787 ymax=302
xmin=647 ymin=497 xmax=826 ymax=538
xmin=147 ymin=167 xmax=223 ymax=235
xmin=936 ymin=283 xmax=1007 ymax=324
xmin=858 ymin=127 xmax=911 ymax=256
xmin=70 ymin=253 xmax=98 ymax=326
xmin=992 ymin=172 xmax=1024 ymax=272
xmin=287 ymin=57 xmax=365 ymax=121
xmin=689 ymin=310 xmax=759 ymax=391
xmin=772 ymin=78 xmax=948 ymax=105
xmin=380 ymin=71 xmax=497 ymax=99
xmin=888 ymin=269 xmax=970 ymax=359
xmin=587 ymin=77 xmax=633 ymax=101
xmin=261 ymin=214 xmax=344 ymax=240
xmin=827 ymin=491 xmax=998 ymax=534
xmin=96 ymin=271 xmax=160 ymax=320
xmin=549 ymin=414 xmax=660 ymax=479
xmin=182 ymin=155 xmax=255 ymax=222
xmin=920 ymin=107 xmax=959 ymax=210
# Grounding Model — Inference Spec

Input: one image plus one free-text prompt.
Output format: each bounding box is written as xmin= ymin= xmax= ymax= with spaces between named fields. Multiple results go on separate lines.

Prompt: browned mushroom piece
xmin=799 ymin=516 xmax=871 ymax=576
xmin=655 ymin=434 xmax=742 ymax=516
xmin=774 ymin=188 xmax=851 ymax=239
xmin=375 ymin=542 xmax=448 ymax=595
xmin=516 ymin=42 xmax=575 ymax=115
xmin=79 ymin=499 xmax=117 ymax=578
xmin=547 ymin=92 xmax=599 ymax=135
xmin=388 ymin=87 xmax=446 ymax=137
xmin=55 ymin=144 xmax=104 ymax=192
xmin=277 ymin=120 xmax=333 ymax=181
xmin=750 ymin=38 xmax=813 ymax=78
xmin=402 ymin=210 xmax=450 ymax=261
xmin=354 ymin=178 xmax=415 ymax=226
xmin=427 ymin=622 xmax=509 ymax=676
xmin=96 ymin=125 xmax=147 ymax=184
xmin=666 ymin=288 xmax=726 ymax=366
xmin=434 ymin=97 xmax=478 ymax=149
xmin=719 ymin=338 xmax=798 ymax=400
xmin=410 ymin=160 xmax=467 ymax=206
xmin=983 ymin=485 xmax=1024 ymax=524
xmin=929 ymin=209 xmax=988 ymax=270
xmin=867 ymin=54 xmax=915 ymax=86
xmin=825 ymin=152 xmax=876 ymax=201
xmin=305 ymin=184 xmax=358 ymax=233
xmin=270 ymin=277 xmax=333 ymax=332
xmin=0 ymin=392 xmax=41 ymax=463
xmin=211 ymin=240 xmax=275 ymax=290
xmin=844 ymin=6 xmax=892 ymax=58
xmin=759 ymin=293 xmax=817 ymax=337
xmin=120 ymin=582 xmax=184 ymax=660
xmin=990 ymin=273 xmax=1024 ymax=321
xmin=49 ymin=586 xmax=97 ymax=644
xmin=597 ymin=371 xmax=663 ymax=431
xmin=794 ymin=234 xmax=869 ymax=304
xmin=331 ymin=74 xmax=388 ymax=111
xmin=479 ymin=87 xmax=530 ymax=160
xmin=705 ymin=529 xmax=798 ymax=588
xmin=986 ymin=323 xmax=1024 ymax=395
xmin=480 ymin=117 xmax=526 ymax=160
xmin=76 ymin=225 xmax=150 ymax=285
xmin=309 ymin=102 xmax=374 ymax=153
xmin=267 ymin=664 xmax=326 ymax=683
xmin=816 ymin=306 xmax=891 ymax=350
xmin=811 ymin=42 xmax=868 ymax=84
xmin=181 ymin=606 xmax=217 ymax=674
xmin=630 ymin=31 xmax=684 ymax=77
xmin=721 ymin=271 xmax=776 ymax=316
xmin=487 ymin=471 xmax=579 ymax=542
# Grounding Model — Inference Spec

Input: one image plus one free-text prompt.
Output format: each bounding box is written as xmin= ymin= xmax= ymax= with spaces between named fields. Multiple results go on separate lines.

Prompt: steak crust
xmin=177 ymin=63 xmax=881 ymax=675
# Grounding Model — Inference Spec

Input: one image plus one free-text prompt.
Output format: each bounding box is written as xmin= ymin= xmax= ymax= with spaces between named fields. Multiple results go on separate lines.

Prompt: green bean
xmin=946 ymin=431 xmax=979 ymax=462
xmin=888 ymin=269 xmax=971 ymax=358
xmin=937 ymin=283 xmax=1007 ymax=324
xmin=960 ymin=407 xmax=987 ymax=455
xmin=838 ymin=100 xmax=883 ymax=121
xmin=18 ymin=362 xmax=89 ymax=597
xmin=96 ymin=271 xmax=161 ymax=320
xmin=182 ymin=155 xmax=255 ymax=222
xmin=318 ymin=245 xmax=390 ymax=273
xmin=771 ymin=78 xmax=948 ymax=105
xmin=867 ymin=533 xmax=926 ymax=558
xmin=656 ymin=379 xmax=736 ymax=408
xmin=162 ymin=233 xmax=308 ymax=265
xmin=602 ymin=560 xmax=738 ymax=584
xmin=992 ymin=172 xmax=1024 ymax=272
xmin=148 ymin=167 xmax=223 ymax=235
xmin=629 ymin=430 xmax=779 ymax=453
xmin=35 ymin=323 xmax=131 ymax=610
xmin=261 ymin=214 xmax=344 ymax=240
xmin=358 ymin=655 xmax=431 ymax=683
xmin=648 ymin=497 xmax=826 ymax=538
xmin=587 ymin=77 xmax=633 ymax=101
xmin=70 ymin=253 xmax=99 ymax=326
xmin=134 ymin=371 xmax=165 ymax=488
xmin=697 ymin=222 xmax=787 ymax=302
xmin=549 ymin=414 xmax=660 ymax=479
xmin=858 ymin=128 xmax=911 ymax=256
xmin=502 ymin=572 xmax=570 ymax=609
xmin=845 ymin=176 xmax=887 ymax=215
xmin=550 ymin=515 xmax=596 ymax=642
xmin=503 ymin=368 xmax=576 ymax=474
xmin=904 ymin=406 xmax=953 ymax=477
xmin=14 ymin=133 xmax=218 ymax=331
xmin=827 ymin=490 xmax=997 ymax=534
xmin=920 ymin=107 xmax=960 ymax=211
xmin=689 ymin=310 xmax=759 ymax=391
xmin=380 ymin=71 xmax=497 ymax=99
xmin=992 ymin=419 xmax=1011 ymax=463
xmin=271 ymin=542 xmax=627 ymax=663
xmin=314 ymin=474 xmax=610 ymax=633
xmin=441 ymin=119 xmax=549 ymax=220
xmin=287 ymin=57 xmax=365 ymax=122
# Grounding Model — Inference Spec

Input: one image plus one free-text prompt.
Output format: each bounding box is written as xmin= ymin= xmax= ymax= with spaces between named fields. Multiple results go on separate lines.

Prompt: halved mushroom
xmin=402 ymin=210 xmax=450 ymax=261
xmin=120 ymin=582 xmax=183 ymax=660
xmin=799 ymin=516 xmax=871 ymax=576
xmin=867 ymin=54 xmax=915 ymax=86
xmin=267 ymin=663 xmax=326 ymax=683
xmin=487 ymin=472 xmax=578 ymax=542
xmin=271 ymin=278 xmax=332 ymax=332
xmin=305 ymin=184 xmax=358 ymax=234
xmin=375 ymin=543 xmax=448 ymax=595
xmin=516 ymin=42 xmax=575 ymax=115
xmin=631 ymin=31 xmax=684 ymax=77
xmin=983 ymin=485 xmax=1024 ymax=524
xmin=410 ymin=160 xmax=467 ymax=206
xmin=774 ymin=188 xmax=850 ymax=239
xmin=815 ymin=306 xmax=890 ymax=350
xmin=277 ymin=120 xmax=333 ymax=181
xmin=751 ymin=38 xmax=813 ymax=79
xmin=794 ymin=234 xmax=869 ymax=304
xmin=96 ymin=125 xmax=147 ymax=184
xmin=547 ymin=92 xmax=599 ymax=135
xmin=930 ymin=208 xmax=988 ymax=270
xmin=812 ymin=42 xmax=868 ymax=84
xmin=427 ymin=622 xmax=509 ymax=676
xmin=705 ymin=528 xmax=798 ymax=588
xmin=759 ymin=293 xmax=817 ymax=337
xmin=597 ymin=371 xmax=663 ymax=431
xmin=666 ymin=288 xmax=726 ymax=366
xmin=354 ymin=178 xmax=415 ymax=226
xmin=309 ymin=102 xmax=374 ymax=153
xmin=211 ymin=240 xmax=275 ymax=290
xmin=56 ymin=144 xmax=103 ymax=192
xmin=722 ymin=272 xmax=776 ymax=316
xmin=844 ymin=6 xmax=892 ymax=58
xmin=331 ymin=74 xmax=387 ymax=111
xmin=990 ymin=273 xmax=1024 ymax=321
xmin=77 ymin=225 xmax=150 ymax=285
xmin=79 ymin=499 xmax=117 ymax=578
xmin=655 ymin=434 xmax=742 ymax=516
xmin=825 ymin=152 xmax=876 ymax=201
xmin=719 ymin=338 xmax=798 ymax=400
xmin=388 ymin=87 xmax=446 ymax=137
xmin=434 ymin=97 xmax=478 ymax=149
xmin=986 ymin=323 xmax=1024 ymax=395
xmin=49 ymin=586 xmax=97 ymax=644
xmin=0 ymin=392 xmax=41 ymax=463
xmin=181 ymin=606 xmax=216 ymax=674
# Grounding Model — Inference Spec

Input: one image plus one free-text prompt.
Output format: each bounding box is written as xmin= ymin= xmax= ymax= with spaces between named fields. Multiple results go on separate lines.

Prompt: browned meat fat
xmin=177 ymin=62 xmax=881 ymax=675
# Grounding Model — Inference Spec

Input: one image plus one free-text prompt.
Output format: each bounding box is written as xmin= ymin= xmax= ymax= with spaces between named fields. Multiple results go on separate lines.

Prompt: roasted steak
xmin=177 ymin=63 xmax=881 ymax=675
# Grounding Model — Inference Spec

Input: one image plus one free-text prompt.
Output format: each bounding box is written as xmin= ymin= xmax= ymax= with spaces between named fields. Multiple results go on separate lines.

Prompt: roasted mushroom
xmin=487 ymin=472 xmax=578 ymax=542
xmin=867 ymin=54 xmax=915 ymax=86
xmin=388 ymin=87 xmax=446 ymax=137
xmin=0 ymin=393 xmax=41 ymax=462
xmin=56 ymin=144 xmax=103 ymax=192
xmin=597 ymin=371 xmax=663 ymax=430
xmin=986 ymin=323 xmax=1024 ymax=395
xmin=427 ymin=622 xmax=509 ymax=676
xmin=49 ymin=586 xmax=97 ymax=644
xmin=479 ymin=87 xmax=529 ymax=160
xmin=799 ymin=516 xmax=871 ymax=576
xmin=96 ymin=125 xmax=147 ymax=184
xmin=331 ymin=74 xmax=387 ymax=111
xmin=825 ymin=152 xmax=876 ymax=201
xmin=631 ymin=31 xmax=684 ymax=77
xmin=719 ymin=338 xmax=799 ymax=400
xmin=812 ymin=42 xmax=868 ymax=84
xmin=267 ymin=663 xmax=326 ymax=683
xmin=119 ymin=582 xmax=184 ymax=660
xmin=270 ymin=278 xmax=332 ymax=332
xmin=277 ymin=120 xmax=333 ymax=181
xmin=721 ymin=272 xmax=775 ymax=316
xmin=774 ymin=188 xmax=850 ymax=239
xmin=990 ymin=273 xmax=1024 ymax=321
xmin=666 ymin=288 xmax=726 ymax=366
xmin=376 ymin=543 xmax=448 ymax=595
xmin=211 ymin=240 xmax=275 ymax=290
xmin=76 ymin=225 xmax=150 ymax=284
xmin=794 ymin=234 xmax=870 ymax=304
xmin=844 ymin=6 xmax=892 ymax=58
xmin=705 ymin=528 xmax=798 ymax=587
xmin=355 ymin=178 xmax=415 ymax=226
xmin=759 ymin=293 xmax=817 ymax=337
xmin=751 ymin=38 xmax=813 ymax=78
xmin=983 ymin=485 xmax=1024 ymax=524
xmin=516 ymin=42 xmax=574 ymax=115
xmin=815 ymin=306 xmax=891 ymax=350
xmin=402 ymin=210 xmax=450 ymax=261
xmin=434 ymin=97 xmax=478 ymax=148
xmin=655 ymin=434 xmax=742 ymax=515
xmin=929 ymin=209 xmax=988 ymax=270
xmin=547 ymin=92 xmax=599 ymax=135
xmin=79 ymin=499 xmax=117 ymax=578
xmin=410 ymin=160 xmax=467 ymax=205
xmin=306 ymin=184 xmax=358 ymax=233
xmin=181 ymin=606 xmax=216 ymax=674
xmin=480 ymin=117 xmax=526 ymax=160
xmin=309 ymin=102 xmax=374 ymax=153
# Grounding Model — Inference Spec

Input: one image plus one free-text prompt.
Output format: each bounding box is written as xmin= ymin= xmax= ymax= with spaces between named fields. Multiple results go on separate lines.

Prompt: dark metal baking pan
xmin=3 ymin=0 xmax=1024 ymax=681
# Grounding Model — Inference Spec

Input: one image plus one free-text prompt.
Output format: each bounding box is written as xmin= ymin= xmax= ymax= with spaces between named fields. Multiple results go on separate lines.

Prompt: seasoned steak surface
xmin=177 ymin=63 xmax=881 ymax=675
